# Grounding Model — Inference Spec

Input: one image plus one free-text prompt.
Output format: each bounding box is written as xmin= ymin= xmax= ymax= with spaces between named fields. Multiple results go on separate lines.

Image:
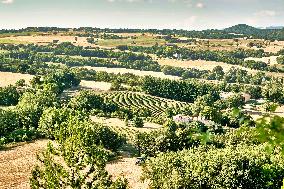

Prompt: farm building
xmin=173 ymin=114 xmax=216 ymax=126
xmin=173 ymin=114 xmax=192 ymax=123
xmin=173 ymin=53 xmax=182 ymax=59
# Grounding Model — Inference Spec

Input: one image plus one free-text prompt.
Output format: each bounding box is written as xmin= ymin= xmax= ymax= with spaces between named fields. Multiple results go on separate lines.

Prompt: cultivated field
xmin=0 ymin=72 xmax=33 ymax=87
xmin=98 ymin=35 xmax=165 ymax=47
xmin=3 ymin=35 xmax=92 ymax=47
xmin=79 ymin=80 xmax=112 ymax=91
xmin=3 ymin=33 xmax=165 ymax=48
xmin=180 ymin=38 xmax=284 ymax=53
xmin=83 ymin=66 xmax=180 ymax=80
xmin=157 ymin=57 xmax=256 ymax=72
xmin=102 ymin=91 xmax=189 ymax=118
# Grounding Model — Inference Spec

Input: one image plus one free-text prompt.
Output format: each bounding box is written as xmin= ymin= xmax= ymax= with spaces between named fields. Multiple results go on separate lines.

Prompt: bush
xmin=49 ymin=115 xmax=125 ymax=152
xmin=69 ymin=90 xmax=104 ymax=111
xmin=30 ymin=143 xmax=128 ymax=189
xmin=135 ymin=121 xmax=211 ymax=157
xmin=0 ymin=109 xmax=20 ymax=137
xmin=277 ymin=56 xmax=284 ymax=64
xmin=38 ymin=107 xmax=88 ymax=139
xmin=16 ymin=91 xmax=59 ymax=129
xmin=0 ymin=86 xmax=21 ymax=106
xmin=143 ymin=144 xmax=284 ymax=189
xmin=132 ymin=116 xmax=144 ymax=128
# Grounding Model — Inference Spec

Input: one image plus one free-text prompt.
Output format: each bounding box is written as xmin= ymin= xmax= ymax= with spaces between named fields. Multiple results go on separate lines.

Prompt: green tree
xmin=17 ymin=91 xmax=58 ymax=129
xmin=69 ymin=90 xmax=104 ymax=111
xmin=143 ymin=144 xmax=284 ymax=189
xmin=225 ymin=93 xmax=245 ymax=108
xmin=132 ymin=116 xmax=144 ymax=128
xmin=0 ymin=109 xmax=20 ymax=137
xmin=277 ymin=55 xmax=284 ymax=64
xmin=262 ymin=102 xmax=278 ymax=113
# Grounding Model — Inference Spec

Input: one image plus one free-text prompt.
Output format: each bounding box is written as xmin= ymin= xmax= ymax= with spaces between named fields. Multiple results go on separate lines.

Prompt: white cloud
xmin=196 ymin=2 xmax=204 ymax=8
xmin=1 ymin=0 xmax=14 ymax=4
xmin=254 ymin=10 xmax=277 ymax=17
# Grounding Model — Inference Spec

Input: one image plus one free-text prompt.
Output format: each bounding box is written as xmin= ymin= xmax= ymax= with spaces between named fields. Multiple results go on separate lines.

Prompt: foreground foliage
xmin=143 ymin=144 xmax=284 ymax=189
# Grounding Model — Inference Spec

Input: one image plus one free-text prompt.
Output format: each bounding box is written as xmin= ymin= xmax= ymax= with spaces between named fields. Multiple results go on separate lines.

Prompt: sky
xmin=0 ymin=0 xmax=284 ymax=30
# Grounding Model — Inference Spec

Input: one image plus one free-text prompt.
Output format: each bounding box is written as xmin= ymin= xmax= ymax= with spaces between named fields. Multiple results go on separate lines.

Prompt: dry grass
xmin=157 ymin=58 xmax=255 ymax=73
xmin=176 ymin=39 xmax=284 ymax=53
xmin=98 ymin=35 xmax=165 ymax=48
xmin=156 ymin=57 xmax=284 ymax=78
xmin=83 ymin=66 xmax=180 ymax=80
xmin=244 ymin=56 xmax=280 ymax=65
xmin=4 ymin=33 xmax=165 ymax=48
xmin=0 ymin=139 xmax=50 ymax=189
xmin=80 ymin=80 xmax=112 ymax=91
xmin=0 ymin=38 xmax=29 ymax=44
xmin=91 ymin=117 xmax=162 ymax=132
xmin=106 ymin=157 xmax=149 ymax=189
xmin=92 ymin=116 xmax=161 ymax=189
xmin=3 ymin=35 xmax=92 ymax=47
xmin=0 ymin=72 xmax=34 ymax=87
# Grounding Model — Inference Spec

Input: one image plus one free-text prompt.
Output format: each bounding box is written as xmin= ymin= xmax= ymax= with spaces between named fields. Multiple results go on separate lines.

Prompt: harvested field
xmin=244 ymin=56 xmax=280 ymax=65
xmin=0 ymin=72 xmax=34 ymax=87
xmin=0 ymin=38 xmax=29 ymax=44
xmin=157 ymin=58 xmax=255 ymax=73
xmin=0 ymin=140 xmax=50 ymax=189
xmin=98 ymin=35 xmax=165 ymax=47
xmin=157 ymin=57 xmax=284 ymax=78
xmin=80 ymin=80 xmax=112 ymax=91
xmin=83 ymin=66 xmax=180 ymax=80
xmin=3 ymin=35 xmax=93 ymax=47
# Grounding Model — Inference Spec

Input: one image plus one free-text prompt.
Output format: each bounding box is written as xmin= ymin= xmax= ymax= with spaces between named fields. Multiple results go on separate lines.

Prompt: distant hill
xmin=222 ymin=24 xmax=284 ymax=40
xmin=223 ymin=24 xmax=260 ymax=35
xmin=266 ymin=26 xmax=284 ymax=30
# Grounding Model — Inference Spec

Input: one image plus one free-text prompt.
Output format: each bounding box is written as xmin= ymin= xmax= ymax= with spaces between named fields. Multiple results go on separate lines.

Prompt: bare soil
xmin=0 ymin=140 xmax=50 ymax=189
xmin=106 ymin=157 xmax=149 ymax=189
xmin=0 ymin=72 xmax=33 ymax=87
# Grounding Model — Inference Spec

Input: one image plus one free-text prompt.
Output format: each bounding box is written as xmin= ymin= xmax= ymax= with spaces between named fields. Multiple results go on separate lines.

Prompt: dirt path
xmin=0 ymin=140 xmax=50 ymax=189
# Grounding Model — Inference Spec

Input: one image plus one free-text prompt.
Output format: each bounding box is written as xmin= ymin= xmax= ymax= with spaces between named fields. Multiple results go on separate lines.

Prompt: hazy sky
xmin=0 ymin=0 xmax=284 ymax=30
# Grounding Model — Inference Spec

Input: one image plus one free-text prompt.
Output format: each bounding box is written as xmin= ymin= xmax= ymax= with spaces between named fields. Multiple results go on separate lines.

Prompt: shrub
xmin=38 ymin=107 xmax=88 ymax=139
xmin=0 ymin=109 xmax=20 ymax=137
xmin=69 ymin=90 xmax=104 ymax=111
xmin=143 ymin=144 xmax=284 ymax=189
xmin=135 ymin=121 xmax=211 ymax=157
xmin=16 ymin=91 xmax=59 ymax=129
xmin=0 ymin=86 xmax=21 ymax=106
xmin=132 ymin=116 xmax=144 ymax=128
xmin=30 ymin=143 xmax=128 ymax=189
xmin=277 ymin=56 xmax=284 ymax=64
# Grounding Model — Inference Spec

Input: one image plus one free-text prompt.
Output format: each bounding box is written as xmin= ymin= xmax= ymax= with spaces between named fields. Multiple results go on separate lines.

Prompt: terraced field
xmin=103 ymin=91 xmax=190 ymax=118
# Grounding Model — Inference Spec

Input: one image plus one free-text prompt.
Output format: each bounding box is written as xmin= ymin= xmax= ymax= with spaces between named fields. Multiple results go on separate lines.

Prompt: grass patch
xmin=0 ymin=38 xmax=29 ymax=44
xmin=98 ymin=36 xmax=165 ymax=47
